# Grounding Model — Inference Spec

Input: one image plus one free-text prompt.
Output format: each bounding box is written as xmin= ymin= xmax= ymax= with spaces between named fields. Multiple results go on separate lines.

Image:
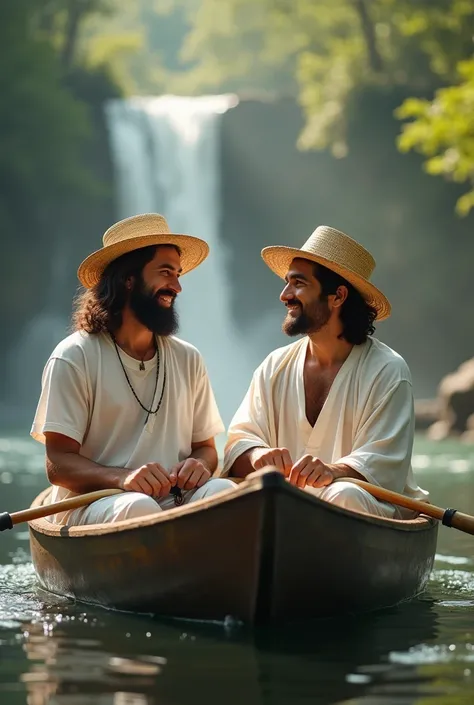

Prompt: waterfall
xmin=105 ymin=95 xmax=251 ymax=428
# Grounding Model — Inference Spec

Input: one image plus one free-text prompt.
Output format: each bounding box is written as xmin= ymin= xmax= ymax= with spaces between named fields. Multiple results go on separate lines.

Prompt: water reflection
xmin=16 ymin=612 xmax=258 ymax=705
xmin=7 ymin=598 xmax=443 ymax=705
xmin=253 ymin=600 xmax=441 ymax=705
xmin=20 ymin=628 xmax=166 ymax=705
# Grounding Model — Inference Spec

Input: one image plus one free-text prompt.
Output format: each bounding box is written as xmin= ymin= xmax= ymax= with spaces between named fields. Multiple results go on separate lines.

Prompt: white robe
xmin=223 ymin=337 xmax=428 ymax=502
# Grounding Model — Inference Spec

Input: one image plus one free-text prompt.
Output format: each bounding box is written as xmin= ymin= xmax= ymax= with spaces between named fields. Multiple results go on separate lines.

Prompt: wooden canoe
xmin=28 ymin=470 xmax=438 ymax=625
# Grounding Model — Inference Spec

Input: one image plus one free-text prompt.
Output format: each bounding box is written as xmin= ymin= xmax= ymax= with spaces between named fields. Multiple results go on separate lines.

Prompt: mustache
xmin=156 ymin=288 xmax=177 ymax=300
xmin=285 ymin=299 xmax=301 ymax=308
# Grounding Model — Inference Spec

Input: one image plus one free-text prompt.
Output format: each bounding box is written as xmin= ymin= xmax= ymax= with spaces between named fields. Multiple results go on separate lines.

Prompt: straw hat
xmin=261 ymin=225 xmax=391 ymax=321
xmin=77 ymin=213 xmax=209 ymax=288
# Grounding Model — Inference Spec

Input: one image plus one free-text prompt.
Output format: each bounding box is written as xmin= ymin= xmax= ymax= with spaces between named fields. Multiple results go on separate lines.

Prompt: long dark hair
xmin=313 ymin=262 xmax=377 ymax=344
xmin=73 ymin=245 xmax=177 ymax=334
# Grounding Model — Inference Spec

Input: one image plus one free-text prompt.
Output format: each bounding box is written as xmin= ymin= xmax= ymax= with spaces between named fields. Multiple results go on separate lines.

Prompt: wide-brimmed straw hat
xmin=261 ymin=225 xmax=391 ymax=321
xmin=78 ymin=213 xmax=209 ymax=288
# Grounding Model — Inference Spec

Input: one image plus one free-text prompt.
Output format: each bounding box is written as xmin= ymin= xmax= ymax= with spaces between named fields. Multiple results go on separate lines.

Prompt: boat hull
xmin=28 ymin=471 xmax=438 ymax=624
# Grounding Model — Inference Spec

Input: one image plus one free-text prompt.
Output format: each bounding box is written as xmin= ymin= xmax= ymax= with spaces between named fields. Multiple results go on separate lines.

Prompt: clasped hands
xmin=251 ymin=447 xmax=343 ymax=489
xmin=120 ymin=458 xmax=210 ymax=497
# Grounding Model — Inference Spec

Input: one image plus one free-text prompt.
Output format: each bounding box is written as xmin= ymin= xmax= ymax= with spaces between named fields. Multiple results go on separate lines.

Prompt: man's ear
xmin=332 ymin=285 xmax=349 ymax=309
xmin=125 ymin=276 xmax=134 ymax=291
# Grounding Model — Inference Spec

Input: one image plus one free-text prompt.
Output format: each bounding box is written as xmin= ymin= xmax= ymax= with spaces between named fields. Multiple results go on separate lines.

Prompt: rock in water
xmin=428 ymin=358 xmax=474 ymax=441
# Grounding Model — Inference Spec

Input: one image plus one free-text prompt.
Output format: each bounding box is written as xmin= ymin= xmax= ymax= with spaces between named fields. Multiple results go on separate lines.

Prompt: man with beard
xmin=223 ymin=225 xmax=427 ymax=517
xmin=32 ymin=213 xmax=235 ymax=525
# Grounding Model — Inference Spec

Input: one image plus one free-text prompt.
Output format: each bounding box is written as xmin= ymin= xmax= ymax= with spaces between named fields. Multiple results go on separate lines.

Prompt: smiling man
xmin=223 ymin=225 xmax=427 ymax=518
xmin=32 ymin=213 xmax=235 ymax=525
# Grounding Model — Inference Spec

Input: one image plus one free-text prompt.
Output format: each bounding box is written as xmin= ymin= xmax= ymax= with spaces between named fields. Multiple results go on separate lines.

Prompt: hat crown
xmin=301 ymin=226 xmax=375 ymax=281
xmin=103 ymin=213 xmax=171 ymax=248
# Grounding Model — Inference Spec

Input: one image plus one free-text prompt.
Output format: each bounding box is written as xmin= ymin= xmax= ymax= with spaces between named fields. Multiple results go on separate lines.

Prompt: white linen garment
xmin=32 ymin=330 xmax=226 ymax=523
xmin=224 ymin=337 xmax=428 ymax=518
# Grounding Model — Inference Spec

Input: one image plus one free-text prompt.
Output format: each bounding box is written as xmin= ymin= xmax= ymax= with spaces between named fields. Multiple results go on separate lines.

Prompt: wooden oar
xmin=3 ymin=473 xmax=474 ymax=536
xmin=340 ymin=477 xmax=474 ymax=535
xmin=0 ymin=488 xmax=123 ymax=531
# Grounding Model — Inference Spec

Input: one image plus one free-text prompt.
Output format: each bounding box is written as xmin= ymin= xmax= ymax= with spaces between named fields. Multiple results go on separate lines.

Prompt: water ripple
xmin=0 ymin=563 xmax=43 ymax=628
xmin=435 ymin=554 xmax=473 ymax=566
xmin=390 ymin=643 xmax=474 ymax=665
xmin=430 ymin=569 xmax=474 ymax=595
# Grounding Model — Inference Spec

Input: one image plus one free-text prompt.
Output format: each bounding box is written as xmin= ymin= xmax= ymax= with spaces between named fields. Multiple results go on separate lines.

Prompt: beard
xmin=282 ymin=297 xmax=331 ymax=336
xmin=129 ymin=275 xmax=179 ymax=336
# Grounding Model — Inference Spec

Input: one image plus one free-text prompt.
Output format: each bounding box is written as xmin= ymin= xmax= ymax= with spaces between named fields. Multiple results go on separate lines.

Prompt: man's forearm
xmin=330 ymin=463 xmax=366 ymax=481
xmin=46 ymin=452 xmax=125 ymax=494
xmin=189 ymin=445 xmax=218 ymax=473
xmin=228 ymin=447 xmax=265 ymax=478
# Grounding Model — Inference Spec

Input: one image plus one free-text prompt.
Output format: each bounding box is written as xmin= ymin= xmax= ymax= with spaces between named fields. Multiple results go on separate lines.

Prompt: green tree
xmin=0 ymin=0 xmax=128 ymax=365
xmin=145 ymin=0 xmax=472 ymax=215
xmin=161 ymin=0 xmax=474 ymax=153
xmin=396 ymin=57 xmax=474 ymax=216
xmin=79 ymin=0 xmax=174 ymax=94
xmin=0 ymin=0 xmax=91 ymax=226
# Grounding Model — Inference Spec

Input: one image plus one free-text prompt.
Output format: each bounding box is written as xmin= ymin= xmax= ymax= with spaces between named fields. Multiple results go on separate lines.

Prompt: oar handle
xmin=339 ymin=478 xmax=443 ymax=518
xmin=0 ymin=488 xmax=123 ymax=531
xmin=340 ymin=477 xmax=474 ymax=536
xmin=448 ymin=511 xmax=474 ymax=535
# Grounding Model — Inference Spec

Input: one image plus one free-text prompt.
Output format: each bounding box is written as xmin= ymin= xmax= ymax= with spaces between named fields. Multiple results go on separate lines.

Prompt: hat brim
xmin=261 ymin=246 xmax=391 ymax=321
xmin=78 ymin=233 xmax=209 ymax=288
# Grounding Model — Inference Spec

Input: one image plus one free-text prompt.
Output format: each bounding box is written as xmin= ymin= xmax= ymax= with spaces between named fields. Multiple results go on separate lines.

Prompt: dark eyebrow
xmin=158 ymin=262 xmax=183 ymax=274
xmin=284 ymin=271 xmax=310 ymax=284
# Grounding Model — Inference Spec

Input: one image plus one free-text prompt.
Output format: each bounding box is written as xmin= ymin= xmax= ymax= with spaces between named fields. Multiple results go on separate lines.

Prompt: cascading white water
xmin=105 ymin=95 xmax=250 ymax=428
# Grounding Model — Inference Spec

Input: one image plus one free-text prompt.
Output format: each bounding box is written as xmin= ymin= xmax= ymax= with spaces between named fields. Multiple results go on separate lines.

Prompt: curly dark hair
xmin=313 ymin=262 xmax=377 ymax=345
xmin=72 ymin=244 xmax=180 ymax=334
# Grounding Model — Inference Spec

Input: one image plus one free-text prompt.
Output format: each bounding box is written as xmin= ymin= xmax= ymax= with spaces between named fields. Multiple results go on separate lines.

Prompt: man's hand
xmin=169 ymin=458 xmax=211 ymax=490
xmin=121 ymin=463 xmax=172 ymax=497
xmin=250 ymin=447 xmax=293 ymax=475
xmin=289 ymin=455 xmax=342 ymax=489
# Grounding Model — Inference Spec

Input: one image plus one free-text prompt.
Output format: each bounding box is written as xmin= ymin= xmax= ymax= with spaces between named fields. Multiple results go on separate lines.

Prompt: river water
xmin=0 ymin=432 xmax=473 ymax=704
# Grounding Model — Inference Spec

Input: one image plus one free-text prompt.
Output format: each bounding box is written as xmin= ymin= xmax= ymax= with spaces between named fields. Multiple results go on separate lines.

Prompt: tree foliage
xmin=4 ymin=0 xmax=474 ymax=222
xmin=0 ymin=0 xmax=129 ymax=229
xmin=0 ymin=0 xmax=127 ymax=350
xmin=150 ymin=0 xmax=474 ymax=213
xmin=0 ymin=1 xmax=90 ymax=211
xmin=397 ymin=57 xmax=474 ymax=216
xmin=159 ymin=1 xmax=473 ymax=142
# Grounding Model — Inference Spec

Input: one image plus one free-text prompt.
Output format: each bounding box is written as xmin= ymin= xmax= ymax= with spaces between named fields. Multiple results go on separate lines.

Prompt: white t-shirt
xmin=224 ymin=336 xmax=428 ymax=501
xmin=31 ymin=330 xmax=224 ymax=518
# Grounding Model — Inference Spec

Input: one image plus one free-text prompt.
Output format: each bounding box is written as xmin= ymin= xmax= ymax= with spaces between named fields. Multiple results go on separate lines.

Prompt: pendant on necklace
xmin=139 ymin=360 xmax=145 ymax=371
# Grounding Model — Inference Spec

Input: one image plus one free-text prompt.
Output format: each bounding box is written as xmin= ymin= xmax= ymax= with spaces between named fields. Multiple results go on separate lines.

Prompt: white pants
xmin=306 ymin=481 xmax=409 ymax=519
xmin=65 ymin=478 xmax=237 ymax=526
